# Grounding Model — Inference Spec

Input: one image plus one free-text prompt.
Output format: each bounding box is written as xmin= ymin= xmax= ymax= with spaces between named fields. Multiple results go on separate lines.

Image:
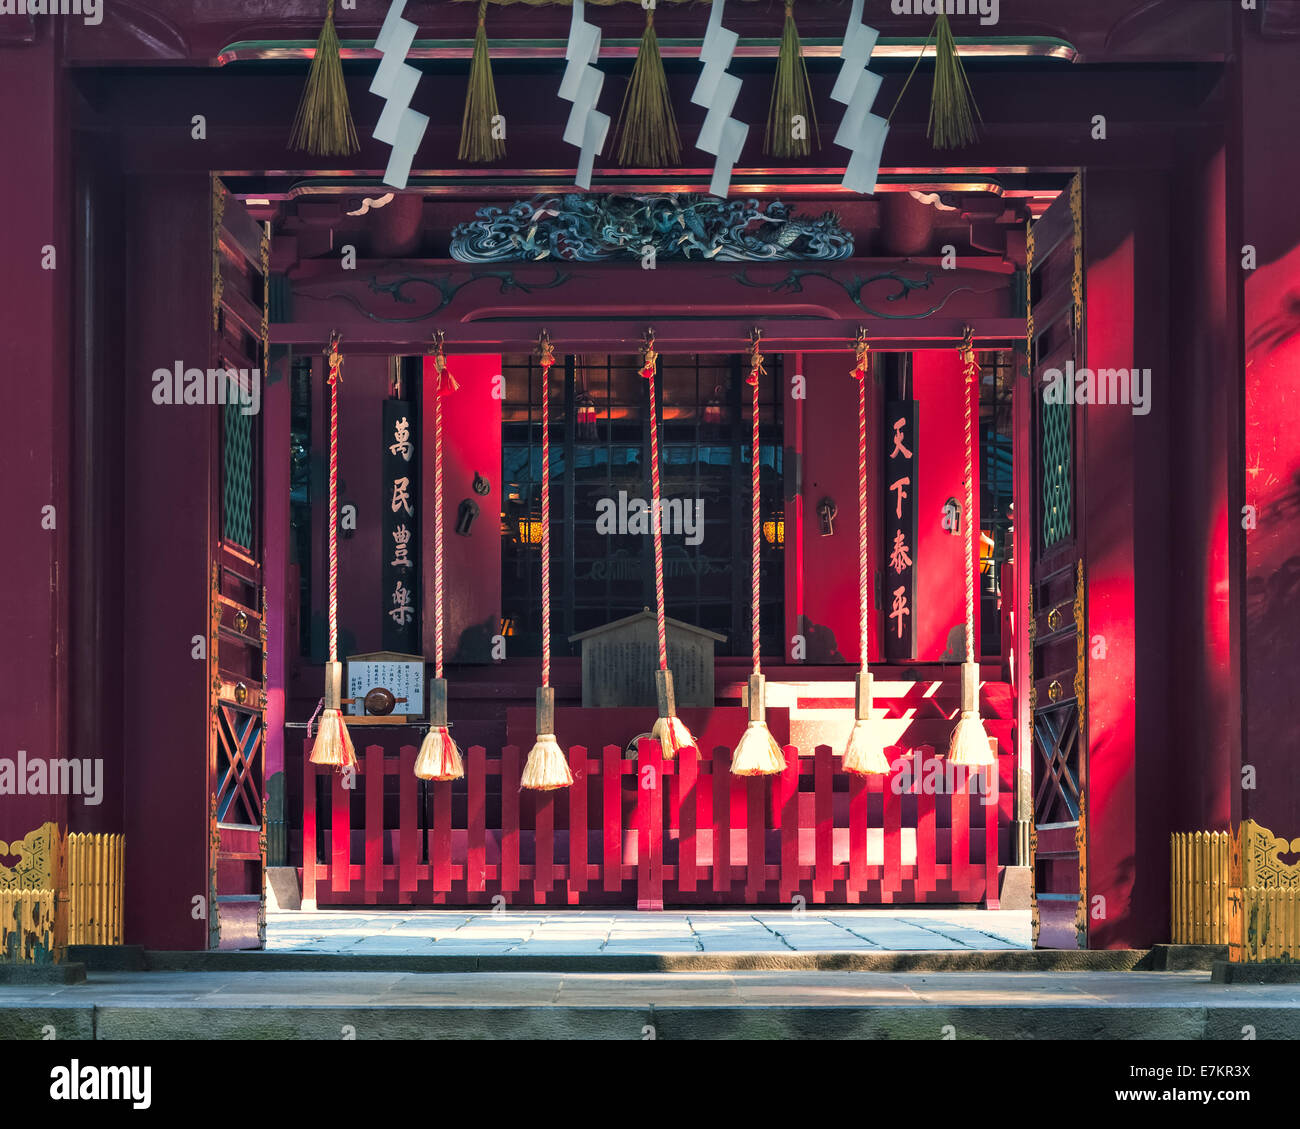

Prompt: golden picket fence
xmin=1170 ymin=830 xmax=1233 ymax=944
xmin=1172 ymin=820 xmax=1300 ymax=961
xmin=0 ymin=889 xmax=58 ymax=963
xmin=67 ymin=832 xmax=125 ymax=946
xmin=0 ymin=824 xmax=125 ymax=962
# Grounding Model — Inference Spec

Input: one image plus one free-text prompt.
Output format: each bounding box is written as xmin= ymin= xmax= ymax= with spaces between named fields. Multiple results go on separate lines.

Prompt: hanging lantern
xmin=575 ymin=386 xmax=599 ymax=442
xmin=518 ymin=516 xmax=544 ymax=545
xmin=703 ymin=384 xmax=727 ymax=427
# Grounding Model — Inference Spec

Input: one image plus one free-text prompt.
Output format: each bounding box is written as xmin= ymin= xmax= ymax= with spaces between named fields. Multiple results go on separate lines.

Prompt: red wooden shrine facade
xmin=7 ymin=0 xmax=1294 ymax=956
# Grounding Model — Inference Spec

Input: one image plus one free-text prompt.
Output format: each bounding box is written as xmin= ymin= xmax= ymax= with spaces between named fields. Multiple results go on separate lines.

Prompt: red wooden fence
xmin=302 ymin=740 xmax=1009 ymax=909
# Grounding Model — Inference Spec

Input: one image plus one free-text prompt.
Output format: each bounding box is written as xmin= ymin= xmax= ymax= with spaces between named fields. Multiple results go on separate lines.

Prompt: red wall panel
xmin=910 ymin=349 xmax=977 ymax=662
xmin=423 ymin=354 xmax=502 ymax=663
xmin=795 ymin=352 xmax=879 ymax=663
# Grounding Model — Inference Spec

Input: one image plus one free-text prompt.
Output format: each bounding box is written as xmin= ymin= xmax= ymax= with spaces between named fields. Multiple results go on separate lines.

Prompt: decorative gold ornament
xmin=1025 ymin=217 xmax=1035 ymax=360
xmin=258 ymin=795 xmax=269 ymax=947
xmin=208 ymin=793 xmax=221 ymax=951
xmin=0 ymin=823 xmax=60 ymax=890
xmin=1074 ymin=793 xmax=1087 ymax=947
xmin=212 ymin=179 xmax=226 ymax=333
xmin=260 ymin=226 xmax=271 ymax=370
xmin=1070 ymin=172 xmax=1083 ymax=333
xmin=1073 ymin=559 xmax=1086 ymax=708
xmin=1027 ymin=586 xmax=1037 ymax=711
xmin=1030 ymin=822 xmax=1040 ymax=948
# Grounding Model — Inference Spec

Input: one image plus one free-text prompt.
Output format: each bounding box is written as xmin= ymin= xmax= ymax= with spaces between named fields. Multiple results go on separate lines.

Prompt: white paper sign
xmin=347 ymin=659 xmax=425 ymax=717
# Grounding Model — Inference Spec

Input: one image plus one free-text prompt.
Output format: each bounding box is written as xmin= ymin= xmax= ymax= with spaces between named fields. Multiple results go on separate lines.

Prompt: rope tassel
xmin=415 ymin=677 xmax=463 ymax=781
xmin=733 ymin=329 xmax=783 ymax=776
xmin=764 ymin=1 xmax=819 ymax=159
xmin=843 ymin=669 xmax=889 ymax=774
xmin=289 ymin=0 xmax=360 ymax=157
xmin=523 ymin=332 xmax=574 ymax=790
xmin=843 ymin=329 xmax=889 ymax=775
xmin=948 ymin=327 xmax=995 ymax=766
xmin=310 ymin=334 xmax=357 ymax=771
xmin=615 ymin=6 xmax=681 ymax=167
xmin=928 ymin=11 xmax=980 ymax=149
xmin=416 ymin=332 xmax=465 ymax=782
xmin=642 ymin=330 xmax=697 ymax=760
xmin=459 ymin=0 xmax=506 ymax=163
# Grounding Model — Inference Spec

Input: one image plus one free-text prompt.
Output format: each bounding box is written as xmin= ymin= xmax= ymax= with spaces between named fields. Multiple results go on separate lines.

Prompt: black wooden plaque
xmin=382 ymin=398 xmax=420 ymax=652
xmin=883 ymin=400 xmax=918 ymax=661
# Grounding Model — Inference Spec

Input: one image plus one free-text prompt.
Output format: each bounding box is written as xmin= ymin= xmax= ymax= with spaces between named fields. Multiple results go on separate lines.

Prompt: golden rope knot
xmin=325 ymin=331 xmax=343 ymax=384
xmin=960 ymin=325 xmax=977 ymax=370
xmin=536 ymin=329 xmax=556 ymax=372
xmin=851 ymin=326 xmax=870 ymax=380
xmin=639 ymin=329 xmax=658 ymax=380
xmin=428 ymin=330 xmax=459 ymax=396
xmin=747 ymin=327 xmax=766 ymax=387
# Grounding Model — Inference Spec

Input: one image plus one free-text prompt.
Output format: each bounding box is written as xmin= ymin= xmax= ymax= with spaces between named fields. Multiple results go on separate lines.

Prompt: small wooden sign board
xmin=568 ymin=610 xmax=725 ymax=709
xmin=346 ymin=651 xmax=425 ymax=722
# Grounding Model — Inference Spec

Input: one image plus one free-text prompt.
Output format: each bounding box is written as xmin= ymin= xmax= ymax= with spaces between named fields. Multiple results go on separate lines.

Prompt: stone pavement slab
xmin=3 ymin=969 xmax=1300 ymax=1040
xmin=266 ymin=908 xmax=1033 ymax=956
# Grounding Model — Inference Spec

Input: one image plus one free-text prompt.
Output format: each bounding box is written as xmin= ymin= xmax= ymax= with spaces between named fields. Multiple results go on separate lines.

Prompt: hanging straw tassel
xmin=843 ymin=669 xmax=890 ymax=774
xmin=311 ymin=334 xmax=357 ymax=771
xmin=764 ymin=1 xmax=819 ymax=158
xmin=948 ymin=327 xmax=994 ymax=766
xmin=641 ymin=330 xmax=697 ymax=760
xmin=522 ymin=686 xmax=573 ymax=791
xmin=522 ymin=332 xmax=574 ymax=791
xmin=311 ymin=661 xmax=357 ymax=768
xmin=415 ymin=331 xmax=466 ymax=782
xmin=842 ymin=329 xmax=889 ymax=776
xmin=733 ymin=673 xmax=785 ymax=776
xmin=415 ymin=677 xmax=464 ymax=781
xmin=948 ymin=661 xmax=993 ymax=765
xmin=651 ymin=670 xmax=696 ymax=759
xmin=732 ymin=330 xmax=784 ymax=777
xmin=459 ymin=0 xmax=506 ymax=163
xmin=289 ymin=0 xmax=360 ymax=157
xmin=928 ymin=11 xmax=980 ymax=149
xmin=614 ymin=6 xmax=681 ymax=167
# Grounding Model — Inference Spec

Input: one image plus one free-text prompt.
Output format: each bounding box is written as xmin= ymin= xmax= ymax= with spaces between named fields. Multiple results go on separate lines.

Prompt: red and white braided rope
xmin=961 ymin=328 xmax=977 ymax=665
xmin=540 ymin=354 xmax=553 ymax=688
xmin=434 ymin=362 xmax=446 ymax=679
xmin=327 ymin=337 xmax=341 ymax=664
xmin=751 ymin=372 xmax=762 ymax=675
xmin=854 ymin=337 xmax=870 ymax=672
xmin=642 ymin=341 xmax=668 ymax=670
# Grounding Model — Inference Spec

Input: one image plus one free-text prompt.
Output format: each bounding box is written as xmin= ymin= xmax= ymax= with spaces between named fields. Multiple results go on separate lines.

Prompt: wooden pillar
xmin=0 ymin=29 xmax=72 ymax=848
xmin=1081 ymin=171 xmax=1172 ymax=949
xmin=262 ymin=344 xmax=291 ymax=865
xmin=121 ymin=174 xmax=217 ymax=949
xmin=1011 ymin=344 xmax=1033 ymax=864
xmin=70 ymin=127 xmax=126 ymax=836
xmin=1234 ymin=10 xmax=1300 ymax=835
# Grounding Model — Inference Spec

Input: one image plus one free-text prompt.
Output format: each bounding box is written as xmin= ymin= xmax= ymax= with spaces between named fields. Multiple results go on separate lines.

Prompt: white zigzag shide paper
xmin=370 ymin=0 xmax=429 ymax=189
xmin=831 ymin=0 xmax=889 ymax=195
xmin=558 ymin=0 xmax=610 ymax=190
xmin=690 ymin=0 xmax=748 ymax=199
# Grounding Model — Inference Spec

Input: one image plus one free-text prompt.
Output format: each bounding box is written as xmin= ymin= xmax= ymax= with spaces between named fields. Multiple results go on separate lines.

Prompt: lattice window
xmin=1033 ymin=701 xmax=1080 ymax=824
xmin=215 ymin=703 xmax=263 ymax=827
xmin=223 ymin=398 xmax=255 ymax=550
xmin=501 ymin=352 xmax=784 ymax=657
xmin=1040 ymin=399 xmax=1072 ymax=547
